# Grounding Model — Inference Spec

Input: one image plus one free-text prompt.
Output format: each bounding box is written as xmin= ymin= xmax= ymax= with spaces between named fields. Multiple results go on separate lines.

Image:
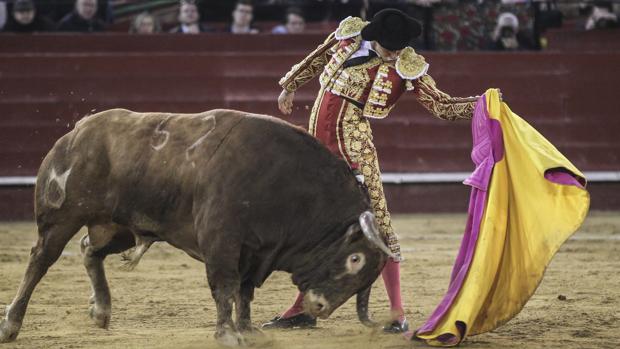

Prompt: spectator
xmin=130 ymin=11 xmax=161 ymax=34
xmin=169 ymin=0 xmax=211 ymax=34
xmin=228 ymin=0 xmax=258 ymax=34
xmin=585 ymin=1 xmax=618 ymax=30
xmin=272 ymin=7 xmax=305 ymax=34
xmin=3 ymin=0 xmax=53 ymax=33
xmin=57 ymin=0 xmax=105 ymax=32
xmin=490 ymin=12 xmax=533 ymax=51
xmin=35 ymin=0 xmax=112 ymax=24
xmin=0 ymin=1 xmax=7 ymax=30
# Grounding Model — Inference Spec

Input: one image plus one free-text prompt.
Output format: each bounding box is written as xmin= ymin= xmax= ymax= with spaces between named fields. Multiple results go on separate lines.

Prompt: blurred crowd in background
xmin=0 ymin=0 xmax=618 ymax=51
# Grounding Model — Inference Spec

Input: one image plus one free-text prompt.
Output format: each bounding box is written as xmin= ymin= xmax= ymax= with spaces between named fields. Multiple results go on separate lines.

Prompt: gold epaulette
xmin=395 ymin=47 xmax=429 ymax=80
xmin=335 ymin=16 xmax=368 ymax=40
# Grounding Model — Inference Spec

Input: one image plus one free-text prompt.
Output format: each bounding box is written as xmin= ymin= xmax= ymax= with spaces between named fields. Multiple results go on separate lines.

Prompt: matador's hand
xmin=278 ymin=89 xmax=295 ymax=115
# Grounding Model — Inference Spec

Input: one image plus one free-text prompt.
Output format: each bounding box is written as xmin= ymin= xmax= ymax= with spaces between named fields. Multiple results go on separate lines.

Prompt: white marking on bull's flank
xmin=51 ymin=168 xmax=71 ymax=190
xmin=185 ymin=115 xmax=217 ymax=161
xmin=151 ymin=118 xmax=171 ymax=151
xmin=45 ymin=168 xmax=72 ymax=208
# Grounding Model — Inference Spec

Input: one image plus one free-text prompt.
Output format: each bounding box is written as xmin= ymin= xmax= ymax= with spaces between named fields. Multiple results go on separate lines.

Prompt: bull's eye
xmin=345 ymin=253 xmax=366 ymax=275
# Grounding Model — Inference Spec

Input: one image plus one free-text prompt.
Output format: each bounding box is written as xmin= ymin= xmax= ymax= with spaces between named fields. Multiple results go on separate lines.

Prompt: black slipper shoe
xmin=261 ymin=313 xmax=317 ymax=329
xmin=383 ymin=318 xmax=409 ymax=333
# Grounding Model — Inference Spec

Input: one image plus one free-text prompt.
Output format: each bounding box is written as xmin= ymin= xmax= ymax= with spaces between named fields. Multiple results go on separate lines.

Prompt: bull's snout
xmin=303 ymin=290 xmax=332 ymax=319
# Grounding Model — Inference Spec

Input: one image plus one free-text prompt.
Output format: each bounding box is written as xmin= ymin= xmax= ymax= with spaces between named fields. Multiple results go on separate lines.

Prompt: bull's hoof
xmin=359 ymin=317 xmax=379 ymax=328
xmin=89 ymin=305 xmax=110 ymax=329
xmin=239 ymin=325 xmax=264 ymax=335
xmin=0 ymin=319 xmax=20 ymax=343
xmin=215 ymin=325 xmax=246 ymax=347
xmin=241 ymin=326 xmax=274 ymax=347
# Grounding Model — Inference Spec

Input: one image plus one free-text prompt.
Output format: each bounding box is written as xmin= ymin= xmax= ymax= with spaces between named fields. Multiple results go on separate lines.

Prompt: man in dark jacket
xmin=57 ymin=0 xmax=104 ymax=32
xmin=2 ymin=0 xmax=53 ymax=33
xmin=169 ymin=0 xmax=212 ymax=34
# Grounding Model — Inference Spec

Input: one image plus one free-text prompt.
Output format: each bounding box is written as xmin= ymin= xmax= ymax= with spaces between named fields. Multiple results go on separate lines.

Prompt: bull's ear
xmin=345 ymin=223 xmax=363 ymax=243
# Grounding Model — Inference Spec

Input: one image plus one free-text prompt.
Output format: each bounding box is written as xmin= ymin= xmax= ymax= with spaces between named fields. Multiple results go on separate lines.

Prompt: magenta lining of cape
xmin=415 ymin=95 xmax=502 ymax=341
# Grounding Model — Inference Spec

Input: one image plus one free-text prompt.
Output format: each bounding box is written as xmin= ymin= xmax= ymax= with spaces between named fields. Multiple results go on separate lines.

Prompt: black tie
xmin=342 ymin=49 xmax=378 ymax=68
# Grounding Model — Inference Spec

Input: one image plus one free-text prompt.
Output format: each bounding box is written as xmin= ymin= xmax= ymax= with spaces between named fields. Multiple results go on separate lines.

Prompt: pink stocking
xmin=281 ymin=291 xmax=305 ymax=318
xmin=382 ymin=258 xmax=405 ymax=322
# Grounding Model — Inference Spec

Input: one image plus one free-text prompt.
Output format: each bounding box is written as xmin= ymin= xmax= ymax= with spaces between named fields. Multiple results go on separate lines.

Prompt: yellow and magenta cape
xmin=415 ymin=89 xmax=590 ymax=346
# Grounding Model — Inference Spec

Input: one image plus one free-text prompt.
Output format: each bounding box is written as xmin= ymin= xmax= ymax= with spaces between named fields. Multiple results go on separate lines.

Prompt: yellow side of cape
xmin=417 ymin=89 xmax=590 ymax=346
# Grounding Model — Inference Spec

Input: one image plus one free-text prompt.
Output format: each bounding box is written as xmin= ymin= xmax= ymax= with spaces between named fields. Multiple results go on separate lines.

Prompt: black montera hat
xmin=361 ymin=8 xmax=422 ymax=51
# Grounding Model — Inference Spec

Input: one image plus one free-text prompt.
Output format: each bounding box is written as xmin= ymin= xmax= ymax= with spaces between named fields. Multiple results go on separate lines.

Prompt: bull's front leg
xmin=235 ymin=281 xmax=256 ymax=333
xmin=206 ymin=265 xmax=246 ymax=347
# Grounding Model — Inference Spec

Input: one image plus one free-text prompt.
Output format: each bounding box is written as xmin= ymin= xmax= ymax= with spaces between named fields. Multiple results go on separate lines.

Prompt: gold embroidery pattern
xmin=395 ymin=47 xmax=429 ymax=79
xmin=279 ymin=33 xmax=338 ymax=93
xmin=341 ymin=103 xmax=401 ymax=259
xmin=363 ymin=104 xmax=395 ymax=119
xmin=363 ymin=64 xmax=395 ymax=119
xmin=415 ymin=74 xmax=478 ymax=121
xmin=325 ymin=55 xmax=377 ymax=102
xmin=319 ymin=38 xmax=362 ymax=88
xmin=367 ymin=65 xmax=391 ymax=106
xmin=335 ymin=16 xmax=368 ymax=40
xmin=324 ymin=60 xmax=398 ymax=120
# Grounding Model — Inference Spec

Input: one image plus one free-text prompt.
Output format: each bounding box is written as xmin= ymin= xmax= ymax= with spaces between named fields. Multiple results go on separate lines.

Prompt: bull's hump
xmin=79 ymin=108 xmax=293 ymax=131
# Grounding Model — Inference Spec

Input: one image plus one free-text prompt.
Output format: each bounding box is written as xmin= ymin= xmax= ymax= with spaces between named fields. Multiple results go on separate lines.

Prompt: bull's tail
xmin=119 ymin=234 xmax=157 ymax=271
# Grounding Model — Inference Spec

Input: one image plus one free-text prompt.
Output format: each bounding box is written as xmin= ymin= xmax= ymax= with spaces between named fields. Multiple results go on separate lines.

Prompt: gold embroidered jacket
xmin=279 ymin=16 xmax=478 ymax=121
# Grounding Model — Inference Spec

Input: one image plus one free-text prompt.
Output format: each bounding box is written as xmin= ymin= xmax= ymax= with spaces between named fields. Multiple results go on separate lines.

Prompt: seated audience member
xmin=490 ymin=12 xmax=533 ymax=50
xmin=228 ymin=0 xmax=258 ymax=34
xmin=35 ymin=0 xmax=112 ymax=24
xmin=169 ymin=0 xmax=212 ymax=34
xmin=57 ymin=0 xmax=105 ymax=32
xmin=585 ymin=1 xmax=618 ymax=30
xmin=272 ymin=7 xmax=305 ymax=34
xmin=3 ymin=0 xmax=53 ymax=32
xmin=130 ymin=11 xmax=161 ymax=34
xmin=0 ymin=1 xmax=6 ymax=30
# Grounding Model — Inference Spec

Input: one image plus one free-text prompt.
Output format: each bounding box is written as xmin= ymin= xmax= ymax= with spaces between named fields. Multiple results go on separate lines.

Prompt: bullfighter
xmin=264 ymin=8 xmax=479 ymax=333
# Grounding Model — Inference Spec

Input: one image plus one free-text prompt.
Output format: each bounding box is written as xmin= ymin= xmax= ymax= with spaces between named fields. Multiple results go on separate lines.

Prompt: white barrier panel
xmin=1 ymin=172 xmax=619 ymax=187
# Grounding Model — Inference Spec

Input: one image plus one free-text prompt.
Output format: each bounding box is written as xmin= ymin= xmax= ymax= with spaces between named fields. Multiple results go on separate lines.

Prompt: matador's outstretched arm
xmin=279 ymin=33 xmax=338 ymax=93
xmin=413 ymin=74 xmax=479 ymax=121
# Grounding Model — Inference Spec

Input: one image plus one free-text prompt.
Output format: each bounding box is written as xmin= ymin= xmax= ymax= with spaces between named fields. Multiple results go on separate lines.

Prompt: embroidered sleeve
xmin=414 ymin=74 xmax=479 ymax=121
xmin=278 ymin=33 xmax=338 ymax=93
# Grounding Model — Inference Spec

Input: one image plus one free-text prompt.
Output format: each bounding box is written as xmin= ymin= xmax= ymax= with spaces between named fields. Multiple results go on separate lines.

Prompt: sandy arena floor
xmin=0 ymin=212 xmax=618 ymax=349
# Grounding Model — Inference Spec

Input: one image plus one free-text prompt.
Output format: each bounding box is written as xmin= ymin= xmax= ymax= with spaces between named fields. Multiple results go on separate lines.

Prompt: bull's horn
xmin=359 ymin=211 xmax=398 ymax=259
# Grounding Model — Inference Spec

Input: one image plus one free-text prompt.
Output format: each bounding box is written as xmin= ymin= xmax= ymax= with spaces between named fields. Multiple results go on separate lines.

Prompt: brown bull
xmin=0 ymin=109 xmax=395 ymax=346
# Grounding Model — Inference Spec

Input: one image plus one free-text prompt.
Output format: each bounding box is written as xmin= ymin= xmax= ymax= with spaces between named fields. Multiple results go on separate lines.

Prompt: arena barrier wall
xmin=1 ymin=34 xmax=618 ymax=220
